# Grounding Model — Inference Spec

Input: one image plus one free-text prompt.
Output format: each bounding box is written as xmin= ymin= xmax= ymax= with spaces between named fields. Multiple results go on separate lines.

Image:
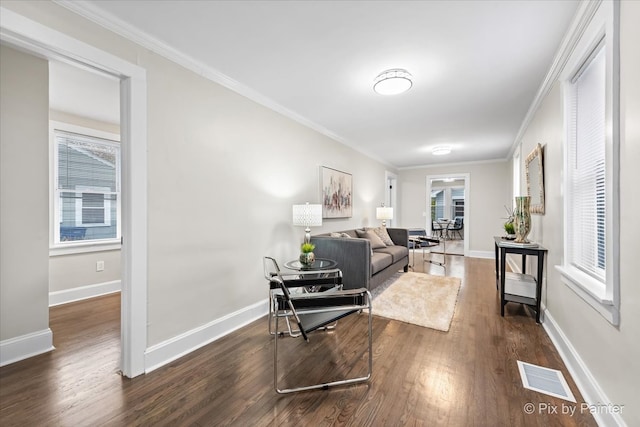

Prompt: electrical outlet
xmin=96 ymin=261 xmax=105 ymax=272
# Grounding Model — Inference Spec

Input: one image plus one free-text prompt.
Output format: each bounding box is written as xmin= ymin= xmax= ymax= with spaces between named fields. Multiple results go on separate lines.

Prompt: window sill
xmin=555 ymin=265 xmax=619 ymax=325
xmin=50 ymin=241 xmax=121 ymax=257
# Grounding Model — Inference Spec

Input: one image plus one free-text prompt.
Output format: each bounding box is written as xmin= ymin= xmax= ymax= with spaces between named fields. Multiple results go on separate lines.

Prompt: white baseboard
xmin=543 ymin=310 xmax=628 ymax=427
xmin=0 ymin=328 xmax=55 ymax=367
xmin=144 ymin=299 xmax=269 ymax=373
xmin=468 ymin=250 xmax=494 ymax=259
xmin=49 ymin=280 xmax=121 ymax=306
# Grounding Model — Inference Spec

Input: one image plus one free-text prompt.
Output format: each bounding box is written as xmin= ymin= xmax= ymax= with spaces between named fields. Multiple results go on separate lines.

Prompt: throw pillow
xmin=330 ymin=232 xmax=342 ymax=237
xmin=355 ymin=228 xmax=386 ymax=249
xmin=372 ymin=226 xmax=395 ymax=246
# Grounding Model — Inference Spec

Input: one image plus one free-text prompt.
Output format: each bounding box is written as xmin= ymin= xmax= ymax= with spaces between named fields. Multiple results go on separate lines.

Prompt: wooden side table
xmin=494 ymin=237 xmax=547 ymax=323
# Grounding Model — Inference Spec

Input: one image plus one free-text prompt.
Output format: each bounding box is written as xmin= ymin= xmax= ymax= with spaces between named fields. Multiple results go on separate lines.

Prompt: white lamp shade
xmin=292 ymin=203 xmax=323 ymax=227
xmin=376 ymin=206 xmax=394 ymax=220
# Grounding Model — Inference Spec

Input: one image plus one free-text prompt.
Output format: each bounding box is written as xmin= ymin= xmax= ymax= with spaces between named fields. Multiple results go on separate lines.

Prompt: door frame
xmin=385 ymin=171 xmax=397 ymax=228
xmin=1 ymin=7 xmax=148 ymax=377
xmin=426 ymin=173 xmax=470 ymax=256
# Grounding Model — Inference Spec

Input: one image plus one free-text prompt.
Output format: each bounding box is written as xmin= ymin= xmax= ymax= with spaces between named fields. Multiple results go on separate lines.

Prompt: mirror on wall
xmin=525 ymin=143 xmax=545 ymax=214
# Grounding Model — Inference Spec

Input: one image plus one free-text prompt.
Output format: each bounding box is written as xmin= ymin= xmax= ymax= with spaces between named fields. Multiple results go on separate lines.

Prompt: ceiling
xmin=60 ymin=0 xmax=580 ymax=168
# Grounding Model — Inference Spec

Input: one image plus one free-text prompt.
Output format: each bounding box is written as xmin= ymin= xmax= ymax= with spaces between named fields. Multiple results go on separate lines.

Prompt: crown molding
xmin=52 ymin=0 xmax=393 ymax=168
xmin=508 ymin=0 xmax=603 ymax=158
xmin=398 ymin=157 xmax=508 ymax=171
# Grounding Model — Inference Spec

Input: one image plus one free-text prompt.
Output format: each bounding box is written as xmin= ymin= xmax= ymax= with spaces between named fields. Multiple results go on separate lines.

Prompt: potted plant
xmin=503 ymin=205 xmax=516 ymax=239
xmin=299 ymin=242 xmax=316 ymax=265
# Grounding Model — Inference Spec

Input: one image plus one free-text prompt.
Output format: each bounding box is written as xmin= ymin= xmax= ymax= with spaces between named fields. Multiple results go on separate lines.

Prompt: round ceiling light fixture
xmin=432 ymin=145 xmax=452 ymax=156
xmin=373 ymin=68 xmax=413 ymax=95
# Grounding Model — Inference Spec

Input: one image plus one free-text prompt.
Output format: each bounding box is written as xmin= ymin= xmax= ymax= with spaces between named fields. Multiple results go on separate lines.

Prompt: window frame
xmin=50 ymin=121 xmax=122 ymax=255
xmin=556 ymin=0 xmax=620 ymax=325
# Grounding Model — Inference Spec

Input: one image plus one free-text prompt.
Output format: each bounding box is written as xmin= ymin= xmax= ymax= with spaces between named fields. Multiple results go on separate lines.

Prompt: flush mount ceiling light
xmin=432 ymin=145 xmax=452 ymax=156
xmin=373 ymin=68 xmax=412 ymax=95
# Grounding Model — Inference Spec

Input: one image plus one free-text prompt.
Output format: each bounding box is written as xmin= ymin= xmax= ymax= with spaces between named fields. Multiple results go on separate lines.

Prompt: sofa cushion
xmin=375 ymin=245 xmax=409 ymax=263
xmin=372 ymin=226 xmax=395 ymax=246
xmin=371 ymin=252 xmax=393 ymax=275
xmin=355 ymin=229 xmax=386 ymax=249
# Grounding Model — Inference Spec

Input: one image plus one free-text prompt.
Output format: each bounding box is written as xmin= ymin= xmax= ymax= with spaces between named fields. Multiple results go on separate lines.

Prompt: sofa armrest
xmin=386 ymin=228 xmax=409 ymax=248
xmin=310 ymin=236 xmax=371 ymax=290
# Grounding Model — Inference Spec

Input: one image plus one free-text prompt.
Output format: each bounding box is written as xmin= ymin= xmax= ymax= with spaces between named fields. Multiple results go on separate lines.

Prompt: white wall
xmin=516 ymin=2 xmax=640 ymax=425
xmin=398 ymin=161 xmax=510 ymax=256
xmin=0 ymin=46 xmax=51 ymax=349
xmin=0 ymin=1 xmax=394 ymax=355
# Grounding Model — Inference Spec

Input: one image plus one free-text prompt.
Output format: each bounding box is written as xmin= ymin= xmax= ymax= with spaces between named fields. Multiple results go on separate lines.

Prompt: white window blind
xmin=54 ymin=130 xmax=121 ymax=244
xmin=566 ymin=42 xmax=606 ymax=282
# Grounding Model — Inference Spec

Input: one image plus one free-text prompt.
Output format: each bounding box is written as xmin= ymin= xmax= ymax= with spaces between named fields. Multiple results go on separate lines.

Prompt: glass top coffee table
xmin=284 ymin=258 xmax=338 ymax=271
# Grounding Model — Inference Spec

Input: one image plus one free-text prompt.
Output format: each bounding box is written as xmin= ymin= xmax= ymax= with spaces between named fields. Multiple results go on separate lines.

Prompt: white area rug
xmin=371 ymin=272 xmax=461 ymax=332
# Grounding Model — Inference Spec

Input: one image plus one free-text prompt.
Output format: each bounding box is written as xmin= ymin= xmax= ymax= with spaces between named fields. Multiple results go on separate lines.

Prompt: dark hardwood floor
xmin=0 ymin=256 xmax=596 ymax=426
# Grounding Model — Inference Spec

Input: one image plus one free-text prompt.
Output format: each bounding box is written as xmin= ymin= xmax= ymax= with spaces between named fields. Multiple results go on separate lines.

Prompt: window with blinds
xmin=566 ymin=41 xmax=606 ymax=282
xmin=557 ymin=0 xmax=619 ymax=325
xmin=451 ymin=188 xmax=465 ymax=218
xmin=54 ymin=130 xmax=121 ymax=244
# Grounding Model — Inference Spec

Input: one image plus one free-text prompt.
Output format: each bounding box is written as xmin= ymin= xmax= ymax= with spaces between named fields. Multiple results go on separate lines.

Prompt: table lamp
xmin=376 ymin=205 xmax=393 ymax=227
xmin=292 ymin=202 xmax=322 ymax=244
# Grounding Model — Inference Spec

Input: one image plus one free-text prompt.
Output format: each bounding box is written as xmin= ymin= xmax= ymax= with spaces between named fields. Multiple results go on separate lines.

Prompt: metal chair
xmin=447 ymin=216 xmax=464 ymax=239
xmin=431 ymin=220 xmax=444 ymax=238
xmin=263 ymin=257 xmax=342 ymax=337
xmin=265 ymin=256 xmax=372 ymax=394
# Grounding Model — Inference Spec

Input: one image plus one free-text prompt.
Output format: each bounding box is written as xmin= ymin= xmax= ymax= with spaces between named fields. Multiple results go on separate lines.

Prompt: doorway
xmin=1 ymin=8 xmax=148 ymax=377
xmin=385 ymin=171 xmax=397 ymax=228
xmin=426 ymin=174 xmax=470 ymax=256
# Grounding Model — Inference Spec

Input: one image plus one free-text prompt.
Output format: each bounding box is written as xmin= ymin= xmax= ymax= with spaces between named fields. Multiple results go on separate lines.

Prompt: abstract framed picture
xmin=321 ymin=166 xmax=352 ymax=218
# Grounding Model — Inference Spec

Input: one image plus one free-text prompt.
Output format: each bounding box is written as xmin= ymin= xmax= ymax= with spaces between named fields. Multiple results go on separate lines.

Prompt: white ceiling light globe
xmin=432 ymin=145 xmax=452 ymax=156
xmin=373 ymin=69 xmax=413 ymax=95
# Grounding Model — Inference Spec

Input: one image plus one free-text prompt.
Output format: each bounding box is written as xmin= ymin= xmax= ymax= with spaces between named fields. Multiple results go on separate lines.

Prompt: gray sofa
xmin=310 ymin=228 xmax=409 ymax=291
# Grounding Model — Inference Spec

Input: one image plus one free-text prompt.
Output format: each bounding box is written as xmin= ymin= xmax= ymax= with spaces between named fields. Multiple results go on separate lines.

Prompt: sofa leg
xmin=404 ymin=265 xmax=409 ymax=272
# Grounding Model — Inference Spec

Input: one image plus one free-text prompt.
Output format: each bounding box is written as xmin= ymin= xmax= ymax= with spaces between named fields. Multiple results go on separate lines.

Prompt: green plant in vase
xmin=504 ymin=221 xmax=515 ymax=236
xmin=299 ymin=242 xmax=316 ymax=265
xmin=503 ymin=205 xmax=516 ymax=238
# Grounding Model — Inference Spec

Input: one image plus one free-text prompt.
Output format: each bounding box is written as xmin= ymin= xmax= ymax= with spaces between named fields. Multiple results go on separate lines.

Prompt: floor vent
xmin=517 ymin=361 xmax=576 ymax=402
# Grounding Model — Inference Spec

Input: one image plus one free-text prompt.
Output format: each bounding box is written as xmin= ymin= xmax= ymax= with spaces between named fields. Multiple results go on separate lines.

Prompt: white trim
xmin=49 ymin=280 xmax=121 ymax=307
xmin=145 ymin=300 xmax=268 ymax=373
xmin=50 ymin=241 xmax=121 ymax=256
xmin=555 ymin=266 xmax=619 ymax=325
xmin=468 ymin=250 xmax=493 ymax=259
xmin=1 ymin=7 xmax=148 ymax=378
xmin=508 ymin=0 xmax=602 ymax=158
xmin=0 ymin=329 xmax=55 ymax=367
xmin=399 ymin=157 xmax=507 ymax=171
xmin=543 ymin=310 xmax=628 ymax=427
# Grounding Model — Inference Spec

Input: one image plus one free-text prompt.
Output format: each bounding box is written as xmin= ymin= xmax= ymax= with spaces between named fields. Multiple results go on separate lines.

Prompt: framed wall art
xmin=321 ymin=166 xmax=352 ymax=218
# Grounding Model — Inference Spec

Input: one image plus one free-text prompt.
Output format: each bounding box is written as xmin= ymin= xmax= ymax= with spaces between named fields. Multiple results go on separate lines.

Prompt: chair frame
xmin=447 ymin=216 xmax=464 ymax=240
xmin=266 ymin=257 xmax=372 ymax=394
xmin=263 ymin=257 xmax=342 ymax=337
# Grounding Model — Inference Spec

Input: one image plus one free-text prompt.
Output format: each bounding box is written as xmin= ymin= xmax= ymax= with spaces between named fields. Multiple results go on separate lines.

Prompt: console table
xmin=494 ymin=237 xmax=547 ymax=323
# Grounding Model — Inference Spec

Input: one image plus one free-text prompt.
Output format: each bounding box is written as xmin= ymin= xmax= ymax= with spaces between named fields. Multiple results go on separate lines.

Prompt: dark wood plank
xmin=0 ymin=256 xmax=597 ymax=426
